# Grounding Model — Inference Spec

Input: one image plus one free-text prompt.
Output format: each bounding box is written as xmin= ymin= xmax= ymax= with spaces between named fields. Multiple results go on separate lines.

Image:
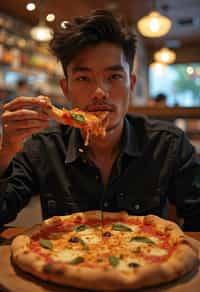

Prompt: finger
xmin=3 ymin=96 xmax=48 ymax=111
xmin=3 ymin=119 xmax=49 ymax=130
xmin=2 ymin=109 xmax=49 ymax=122
xmin=16 ymin=126 xmax=49 ymax=139
xmin=1 ymin=124 xmax=48 ymax=150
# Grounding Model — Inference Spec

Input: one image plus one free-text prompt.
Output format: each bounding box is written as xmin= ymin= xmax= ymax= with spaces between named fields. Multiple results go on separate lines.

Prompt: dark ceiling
xmin=1 ymin=0 xmax=200 ymax=62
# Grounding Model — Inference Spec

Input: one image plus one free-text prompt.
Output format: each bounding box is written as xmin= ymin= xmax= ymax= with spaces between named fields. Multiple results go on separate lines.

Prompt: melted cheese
xmin=38 ymin=216 xmax=171 ymax=269
xmin=145 ymin=247 xmax=168 ymax=257
xmin=76 ymin=228 xmax=101 ymax=244
xmin=116 ymin=257 xmax=145 ymax=271
xmin=129 ymin=241 xmax=149 ymax=248
xmin=148 ymin=236 xmax=161 ymax=244
xmin=116 ymin=260 xmax=130 ymax=271
xmin=53 ymin=249 xmax=84 ymax=262
xmin=80 ymin=234 xmax=101 ymax=244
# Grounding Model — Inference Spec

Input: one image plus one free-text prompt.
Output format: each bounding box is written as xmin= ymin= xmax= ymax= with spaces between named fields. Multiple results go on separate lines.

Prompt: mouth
xmin=86 ymin=105 xmax=114 ymax=112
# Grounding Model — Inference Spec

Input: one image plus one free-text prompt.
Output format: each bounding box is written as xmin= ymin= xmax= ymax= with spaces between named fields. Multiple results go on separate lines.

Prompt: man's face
xmin=60 ymin=42 xmax=136 ymax=133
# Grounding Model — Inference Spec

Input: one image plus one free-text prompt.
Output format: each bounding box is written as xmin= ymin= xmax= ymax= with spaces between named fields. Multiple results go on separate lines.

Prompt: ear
xmin=130 ymin=74 xmax=136 ymax=91
xmin=59 ymin=79 xmax=68 ymax=97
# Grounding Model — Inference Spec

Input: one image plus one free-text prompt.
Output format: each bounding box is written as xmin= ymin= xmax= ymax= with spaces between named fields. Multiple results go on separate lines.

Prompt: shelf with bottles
xmin=0 ymin=12 xmax=62 ymax=78
xmin=0 ymin=67 xmax=67 ymax=107
xmin=0 ymin=11 xmax=68 ymax=107
xmin=0 ymin=44 xmax=63 ymax=78
xmin=0 ymin=12 xmax=52 ymax=55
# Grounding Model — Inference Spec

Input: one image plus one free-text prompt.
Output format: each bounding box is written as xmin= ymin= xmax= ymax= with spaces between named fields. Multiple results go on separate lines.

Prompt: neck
xmin=83 ymin=121 xmax=124 ymax=159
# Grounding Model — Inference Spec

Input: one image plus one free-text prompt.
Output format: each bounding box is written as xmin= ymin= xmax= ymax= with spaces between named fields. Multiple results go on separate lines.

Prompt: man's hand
xmin=0 ymin=96 xmax=50 ymax=176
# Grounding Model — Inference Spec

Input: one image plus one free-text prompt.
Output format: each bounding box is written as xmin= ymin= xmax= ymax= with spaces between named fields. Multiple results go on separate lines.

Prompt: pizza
xmin=39 ymin=96 xmax=108 ymax=145
xmin=11 ymin=211 xmax=198 ymax=291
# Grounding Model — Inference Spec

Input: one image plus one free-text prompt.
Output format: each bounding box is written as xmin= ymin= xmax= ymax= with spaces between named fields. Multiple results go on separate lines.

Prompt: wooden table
xmin=0 ymin=227 xmax=200 ymax=292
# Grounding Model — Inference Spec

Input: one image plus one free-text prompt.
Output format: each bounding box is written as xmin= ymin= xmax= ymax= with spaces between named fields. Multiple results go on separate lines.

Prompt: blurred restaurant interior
xmin=0 ymin=0 xmax=200 ymax=225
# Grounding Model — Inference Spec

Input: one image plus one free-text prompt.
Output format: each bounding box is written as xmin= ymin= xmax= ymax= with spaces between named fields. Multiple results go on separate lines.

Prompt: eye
xmin=75 ymin=76 xmax=90 ymax=82
xmin=109 ymin=73 xmax=124 ymax=80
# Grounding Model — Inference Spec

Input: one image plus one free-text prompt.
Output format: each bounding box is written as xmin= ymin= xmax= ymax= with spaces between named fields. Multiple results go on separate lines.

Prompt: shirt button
xmin=104 ymin=201 xmax=109 ymax=208
xmin=134 ymin=204 xmax=140 ymax=210
xmin=48 ymin=199 xmax=56 ymax=207
xmin=78 ymin=148 xmax=84 ymax=153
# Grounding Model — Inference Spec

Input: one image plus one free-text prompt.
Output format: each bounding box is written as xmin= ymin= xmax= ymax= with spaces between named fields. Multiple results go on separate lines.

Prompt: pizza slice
xmin=39 ymin=96 xmax=108 ymax=145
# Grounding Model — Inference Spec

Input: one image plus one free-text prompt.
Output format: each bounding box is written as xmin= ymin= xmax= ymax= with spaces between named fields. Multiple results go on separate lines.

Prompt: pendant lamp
xmin=30 ymin=21 xmax=53 ymax=42
xmin=137 ymin=1 xmax=172 ymax=37
xmin=154 ymin=47 xmax=176 ymax=64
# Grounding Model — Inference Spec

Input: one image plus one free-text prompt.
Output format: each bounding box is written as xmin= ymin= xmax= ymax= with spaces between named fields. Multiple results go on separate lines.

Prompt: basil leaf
xmin=108 ymin=255 xmax=119 ymax=267
xmin=39 ymin=239 xmax=53 ymax=250
xmin=130 ymin=236 xmax=155 ymax=245
xmin=112 ymin=223 xmax=132 ymax=232
xmin=70 ymin=112 xmax=86 ymax=123
xmin=74 ymin=224 xmax=88 ymax=232
xmin=70 ymin=256 xmax=84 ymax=265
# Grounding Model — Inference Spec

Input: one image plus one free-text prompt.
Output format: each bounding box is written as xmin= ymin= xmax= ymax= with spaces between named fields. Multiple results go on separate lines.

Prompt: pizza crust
xmin=11 ymin=211 xmax=199 ymax=291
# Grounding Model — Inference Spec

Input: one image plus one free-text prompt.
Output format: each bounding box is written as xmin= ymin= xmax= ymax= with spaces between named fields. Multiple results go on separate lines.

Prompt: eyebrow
xmin=72 ymin=64 xmax=125 ymax=73
xmin=72 ymin=67 xmax=90 ymax=73
xmin=105 ymin=65 xmax=124 ymax=71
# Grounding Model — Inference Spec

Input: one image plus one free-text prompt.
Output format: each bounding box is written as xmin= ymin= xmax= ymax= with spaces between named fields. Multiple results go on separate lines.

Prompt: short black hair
xmin=50 ymin=9 xmax=136 ymax=76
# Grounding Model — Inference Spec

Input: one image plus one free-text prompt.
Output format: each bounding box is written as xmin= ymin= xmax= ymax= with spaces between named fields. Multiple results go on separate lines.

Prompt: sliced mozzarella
xmin=146 ymin=247 xmax=168 ymax=257
xmin=129 ymin=241 xmax=149 ymax=249
xmin=116 ymin=257 xmax=144 ymax=271
xmin=148 ymin=236 xmax=161 ymax=244
xmin=80 ymin=234 xmax=101 ymax=244
xmin=77 ymin=228 xmax=101 ymax=244
xmin=78 ymin=228 xmax=93 ymax=235
xmin=116 ymin=260 xmax=130 ymax=271
xmin=53 ymin=249 xmax=84 ymax=262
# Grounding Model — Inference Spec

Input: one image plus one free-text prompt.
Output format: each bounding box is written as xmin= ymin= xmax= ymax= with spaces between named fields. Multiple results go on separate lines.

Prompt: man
xmin=0 ymin=10 xmax=200 ymax=230
xmin=154 ymin=93 xmax=167 ymax=107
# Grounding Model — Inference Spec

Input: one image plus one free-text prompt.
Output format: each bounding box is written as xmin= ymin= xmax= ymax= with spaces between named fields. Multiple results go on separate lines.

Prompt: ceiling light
xmin=30 ymin=21 xmax=53 ymax=42
xmin=60 ymin=21 xmax=70 ymax=29
xmin=137 ymin=11 xmax=172 ymax=37
xmin=154 ymin=48 xmax=176 ymax=64
xmin=46 ymin=14 xmax=55 ymax=22
xmin=26 ymin=3 xmax=36 ymax=11
xmin=186 ymin=66 xmax=194 ymax=75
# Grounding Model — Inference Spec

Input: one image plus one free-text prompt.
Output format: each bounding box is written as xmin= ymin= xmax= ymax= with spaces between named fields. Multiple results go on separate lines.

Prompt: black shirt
xmin=1 ymin=114 xmax=200 ymax=230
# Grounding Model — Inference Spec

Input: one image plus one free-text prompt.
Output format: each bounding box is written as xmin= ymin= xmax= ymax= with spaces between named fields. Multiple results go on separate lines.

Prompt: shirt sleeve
xmin=0 ymin=148 xmax=38 ymax=226
xmin=168 ymin=131 xmax=200 ymax=231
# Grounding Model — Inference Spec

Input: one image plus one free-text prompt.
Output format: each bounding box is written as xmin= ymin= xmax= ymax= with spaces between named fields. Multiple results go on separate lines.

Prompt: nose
xmin=92 ymin=86 xmax=109 ymax=101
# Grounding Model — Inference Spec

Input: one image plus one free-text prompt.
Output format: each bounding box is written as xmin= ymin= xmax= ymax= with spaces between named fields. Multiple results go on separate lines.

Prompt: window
xmin=149 ymin=63 xmax=200 ymax=107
